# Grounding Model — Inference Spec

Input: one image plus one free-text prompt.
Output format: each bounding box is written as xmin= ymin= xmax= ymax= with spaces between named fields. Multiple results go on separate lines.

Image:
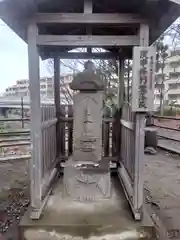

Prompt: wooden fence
xmin=0 ymin=105 xmax=119 ymax=163
xmin=58 ymin=105 xmax=119 ymax=161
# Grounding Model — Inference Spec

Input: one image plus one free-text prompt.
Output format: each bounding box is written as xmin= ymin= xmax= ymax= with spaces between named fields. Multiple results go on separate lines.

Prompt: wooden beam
xmin=139 ymin=24 xmax=149 ymax=46
xmin=84 ymin=0 xmax=92 ymax=52
xmin=34 ymin=13 xmax=145 ymax=24
xmin=37 ymin=35 xmax=140 ymax=47
xmin=44 ymin=51 xmax=118 ymax=59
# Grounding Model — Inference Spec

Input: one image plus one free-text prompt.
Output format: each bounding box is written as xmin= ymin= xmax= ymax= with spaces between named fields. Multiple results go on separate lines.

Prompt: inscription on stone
xmin=64 ymin=162 xmax=111 ymax=201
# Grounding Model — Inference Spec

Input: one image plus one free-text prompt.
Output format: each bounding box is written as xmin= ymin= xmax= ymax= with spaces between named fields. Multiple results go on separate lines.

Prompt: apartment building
xmin=154 ymin=48 xmax=180 ymax=108
xmin=4 ymin=74 xmax=73 ymax=104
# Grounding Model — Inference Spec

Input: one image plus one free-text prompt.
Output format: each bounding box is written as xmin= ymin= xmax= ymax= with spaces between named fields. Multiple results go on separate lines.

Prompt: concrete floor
xmin=20 ymin=176 xmax=155 ymax=240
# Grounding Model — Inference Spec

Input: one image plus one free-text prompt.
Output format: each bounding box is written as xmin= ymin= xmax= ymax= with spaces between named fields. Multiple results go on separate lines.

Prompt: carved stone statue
xmin=70 ymin=60 xmax=104 ymax=91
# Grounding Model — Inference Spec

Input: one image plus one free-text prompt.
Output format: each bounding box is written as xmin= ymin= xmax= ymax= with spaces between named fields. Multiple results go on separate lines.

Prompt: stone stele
xmin=63 ymin=61 xmax=111 ymax=201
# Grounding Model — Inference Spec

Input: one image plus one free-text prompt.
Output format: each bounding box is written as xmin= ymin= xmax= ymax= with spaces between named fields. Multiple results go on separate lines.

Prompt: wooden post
xmin=54 ymin=57 xmax=61 ymax=158
xmin=133 ymin=23 xmax=149 ymax=217
xmin=28 ymin=22 xmax=42 ymax=218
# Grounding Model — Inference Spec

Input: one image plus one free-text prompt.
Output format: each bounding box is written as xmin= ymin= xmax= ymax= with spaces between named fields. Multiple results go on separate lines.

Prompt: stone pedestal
xmin=63 ymin=61 xmax=111 ymax=201
xmin=63 ymin=159 xmax=111 ymax=201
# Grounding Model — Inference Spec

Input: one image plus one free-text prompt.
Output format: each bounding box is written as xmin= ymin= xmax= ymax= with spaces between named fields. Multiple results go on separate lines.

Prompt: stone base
xmin=20 ymin=176 xmax=155 ymax=240
xmin=63 ymin=159 xmax=111 ymax=201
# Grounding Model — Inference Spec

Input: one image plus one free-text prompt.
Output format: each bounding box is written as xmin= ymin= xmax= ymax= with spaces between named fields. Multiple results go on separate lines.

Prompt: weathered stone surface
xmin=63 ymin=160 xmax=111 ymax=201
xmin=70 ymin=61 xmax=104 ymax=91
xmin=73 ymin=92 xmax=103 ymax=162
xmin=63 ymin=61 xmax=111 ymax=203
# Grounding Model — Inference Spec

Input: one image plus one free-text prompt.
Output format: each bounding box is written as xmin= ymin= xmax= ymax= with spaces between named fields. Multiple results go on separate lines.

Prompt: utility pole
xmin=21 ymin=96 xmax=24 ymax=128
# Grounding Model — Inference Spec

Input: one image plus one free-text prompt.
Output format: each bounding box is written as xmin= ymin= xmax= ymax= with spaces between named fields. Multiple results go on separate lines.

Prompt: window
xmin=40 ymin=85 xmax=46 ymax=89
xmin=155 ymin=83 xmax=164 ymax=89
xmin=40 ymin=91 xmax=46 ymax=95
xmin=47 ymin=83 xmax=53 ymax=88
xmin=169 ymin=72 xmax=180 ymax=79
xmin=169 ymin=83 xmax=180 ymax=89
xmin=170 ymin=62 xmax=180 ymax=69
xmin=40 ymin=78 xmax=47 ymax=83
xmin=17 ymin=80 xmax=27 ymax=85
xmin=168 ymin=94 xmax=180 ymax=101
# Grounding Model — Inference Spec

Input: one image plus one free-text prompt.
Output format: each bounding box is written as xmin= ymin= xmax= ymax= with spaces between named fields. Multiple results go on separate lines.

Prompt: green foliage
xmin=155 ymin=36 xmax=169 ymax=73
xmin=156 ymin=106 xmax=180 ymax=116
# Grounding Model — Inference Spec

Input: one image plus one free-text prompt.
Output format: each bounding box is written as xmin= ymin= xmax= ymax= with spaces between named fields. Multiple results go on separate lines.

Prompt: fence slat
xmin=68 ymin=105 xmax=73 ymax=156
xmin=112 ymin=109 xmax=121 ymax=158
xmin=60 ymin=106 xmax=66 ymax=156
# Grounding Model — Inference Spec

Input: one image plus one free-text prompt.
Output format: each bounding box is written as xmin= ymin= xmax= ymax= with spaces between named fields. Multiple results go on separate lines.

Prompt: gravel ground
xmin=144 ymin=150 xmax=180 ymax=232
xmin=0 ymin=159 xmax=29 ymax=240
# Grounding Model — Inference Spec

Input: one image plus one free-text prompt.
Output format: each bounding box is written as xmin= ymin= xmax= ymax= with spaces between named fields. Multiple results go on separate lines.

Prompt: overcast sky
xmin=0 ymin=19 xmax=51 ymax=93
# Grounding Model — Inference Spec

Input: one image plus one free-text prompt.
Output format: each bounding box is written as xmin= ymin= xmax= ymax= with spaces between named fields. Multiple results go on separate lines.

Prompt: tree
xmin=155 ymin=36 xmax=169 ymax=115
xmin=46 ymin=48 xmax=120 ymax=108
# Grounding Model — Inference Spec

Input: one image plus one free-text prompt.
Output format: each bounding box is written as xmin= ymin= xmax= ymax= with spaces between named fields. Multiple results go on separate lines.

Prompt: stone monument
xmin=63 ymin=61 xmax=111 ymax=201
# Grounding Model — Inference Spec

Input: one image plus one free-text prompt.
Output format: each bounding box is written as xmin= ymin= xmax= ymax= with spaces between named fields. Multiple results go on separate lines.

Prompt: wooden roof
xmin=1 ymin=0 xmax=180 ymax=58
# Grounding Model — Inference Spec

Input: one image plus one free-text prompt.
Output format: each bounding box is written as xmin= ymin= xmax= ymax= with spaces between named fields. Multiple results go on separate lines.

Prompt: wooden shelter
xmin=1 ymin=0 xmax=180 ymax=223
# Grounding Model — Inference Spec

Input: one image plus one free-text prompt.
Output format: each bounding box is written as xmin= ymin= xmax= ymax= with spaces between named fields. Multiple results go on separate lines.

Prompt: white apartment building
xmin=4 ymin=74 xmax=73 ymax=104
xmin=154 ymin=48 xmax=180 ymax=108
